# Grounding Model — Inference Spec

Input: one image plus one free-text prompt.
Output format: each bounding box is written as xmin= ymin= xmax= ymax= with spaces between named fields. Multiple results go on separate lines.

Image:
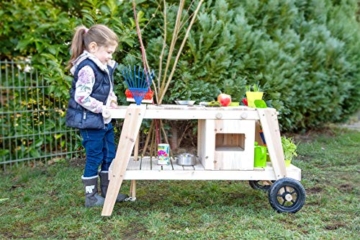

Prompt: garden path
xmin=340 ymin=111 xmax=360 ymax=131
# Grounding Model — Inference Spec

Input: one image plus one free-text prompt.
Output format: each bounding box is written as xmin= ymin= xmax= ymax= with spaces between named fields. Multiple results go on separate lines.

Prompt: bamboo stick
xmin=141 ymin=120 xmax=154 ymax=157
xmin=159 ymin=0 xmax=186 ymax=98
xmin=157 ymin=1 xmax=167 ymax=91
xmin=132 ymin=0 xmax=159 ymax=103
xmin=134 ymin=0 xmax=204 ymax=155
xmin=159 ymin=0 xmax=204 ymax=103
xmin=150 ymin=124 xmax=156 ymax=157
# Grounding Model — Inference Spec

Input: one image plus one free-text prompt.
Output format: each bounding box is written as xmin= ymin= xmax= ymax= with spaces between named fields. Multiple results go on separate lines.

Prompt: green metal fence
xmin=0 ymin=60 xmax=82 ymax=168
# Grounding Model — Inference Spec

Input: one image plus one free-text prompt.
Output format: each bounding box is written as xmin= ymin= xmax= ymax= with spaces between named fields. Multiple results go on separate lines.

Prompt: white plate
xmin=175 ymin=100 xmax=195 ymax=106
xmin=199 ymin=102 xmax=209 ymax=106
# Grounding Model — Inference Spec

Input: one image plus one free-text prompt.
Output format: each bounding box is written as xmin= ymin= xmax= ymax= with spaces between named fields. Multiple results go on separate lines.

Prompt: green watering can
xmin=254 ymin=142 xmax=268 ymax=167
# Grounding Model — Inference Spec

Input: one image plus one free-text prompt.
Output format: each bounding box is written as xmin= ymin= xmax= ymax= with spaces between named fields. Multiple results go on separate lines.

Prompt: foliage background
xmin=1 ymin=0 xmax=360 ymax=138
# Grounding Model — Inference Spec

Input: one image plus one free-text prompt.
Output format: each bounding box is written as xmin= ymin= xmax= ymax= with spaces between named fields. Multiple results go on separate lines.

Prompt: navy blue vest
xmin=65 ymin=59 xmax=116 ymax=129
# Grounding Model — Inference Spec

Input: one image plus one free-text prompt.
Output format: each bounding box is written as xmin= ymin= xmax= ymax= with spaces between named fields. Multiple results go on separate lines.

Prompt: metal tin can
xmin=158 ymin=143 xmax=170 ymax=165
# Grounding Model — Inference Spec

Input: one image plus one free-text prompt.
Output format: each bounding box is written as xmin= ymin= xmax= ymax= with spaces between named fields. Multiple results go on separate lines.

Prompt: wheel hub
xmin=285 ymin=193 xmax=293 ymax=201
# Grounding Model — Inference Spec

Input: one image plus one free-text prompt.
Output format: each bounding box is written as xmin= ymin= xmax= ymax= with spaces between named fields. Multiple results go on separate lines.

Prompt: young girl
xmin=66 ymin=24 xmax=129 ymax=207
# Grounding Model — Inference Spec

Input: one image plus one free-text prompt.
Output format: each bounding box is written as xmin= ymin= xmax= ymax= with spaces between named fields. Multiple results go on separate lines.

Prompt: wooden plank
xmin=171 ymin=157 xmax=185 ymax=170
xmin=122 ymin=166 xmax=301 ymax=181
xmin=140 ymin=156 xmax=151 ymax=170
xmin=200 ymin=120 xmax=216 ymax=170
xmin=109 ymin=105 xmax=260 ymax=120
xmin=257 ymin=108 xmax=287 ymax=179
xmin=101 ymin=104 xmax=146 ymax=216
xmin=213 ymin=120 xmax=255 ymax=170
xmin=197 ymin=120 xmax=202 ymax=164
xmin=145 ymin=109 xmax=259 ymax=120
xmin=127 ymin=158 xmax=141 ymax=170
xmin=161 ymin=160 xmax=173 ymax=171
xmin=215 ymin=151 xmax=247 ymax=170
xmin=193 ymin=161 xmax=205 ymax=171
xmin=152 ymin=158 xmax=165 ymax=171
xmin=133 ymin=132 xmax=140 ymax=161
xmin=197 ymin=120 xmax=206 ymax=168
xmin=182 ymin=165 xmax=195 ymax=171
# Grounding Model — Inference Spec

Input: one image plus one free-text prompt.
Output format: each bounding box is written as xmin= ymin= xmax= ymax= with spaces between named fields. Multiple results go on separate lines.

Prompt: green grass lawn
xmin=1 ymin=127 xmax=359 ymax=239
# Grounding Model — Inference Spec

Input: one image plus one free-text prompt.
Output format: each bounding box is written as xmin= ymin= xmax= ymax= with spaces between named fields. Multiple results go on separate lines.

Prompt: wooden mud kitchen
xmin=101 ymin=104 xmax=306 ymax=216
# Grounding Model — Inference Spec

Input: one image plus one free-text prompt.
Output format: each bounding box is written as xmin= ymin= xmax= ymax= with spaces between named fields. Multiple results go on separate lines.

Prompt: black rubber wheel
xmin=249 ymin=180 xmax=274 ymax=191
xmin=268 ymin=178 xmax=306 ymax=213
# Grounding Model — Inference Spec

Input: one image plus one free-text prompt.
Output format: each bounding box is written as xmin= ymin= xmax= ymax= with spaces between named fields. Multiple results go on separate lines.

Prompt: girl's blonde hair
xmin=67 ymin=24 xmax=119 ymax=69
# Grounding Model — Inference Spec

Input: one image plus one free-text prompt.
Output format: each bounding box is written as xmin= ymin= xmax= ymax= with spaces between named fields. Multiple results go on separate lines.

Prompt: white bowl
xmin=175 ymin=100 xmax=195 ymax=106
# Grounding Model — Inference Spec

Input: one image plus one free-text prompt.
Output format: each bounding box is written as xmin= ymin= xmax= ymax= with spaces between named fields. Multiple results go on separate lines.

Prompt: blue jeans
xmin=80 ymin=123 xmax=116 ymax=177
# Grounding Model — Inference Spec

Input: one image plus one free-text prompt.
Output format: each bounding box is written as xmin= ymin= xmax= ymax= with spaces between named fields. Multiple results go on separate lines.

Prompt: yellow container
xmin=246 ymin=92 xmax=264 ymax=108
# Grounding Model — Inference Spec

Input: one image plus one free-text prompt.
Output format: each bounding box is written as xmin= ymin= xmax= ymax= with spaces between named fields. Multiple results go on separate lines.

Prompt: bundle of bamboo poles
xmin=132 ymin=0 xmax=204 ymax=157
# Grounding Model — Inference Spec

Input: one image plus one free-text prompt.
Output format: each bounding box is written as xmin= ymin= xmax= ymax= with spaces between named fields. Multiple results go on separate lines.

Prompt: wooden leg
xmin=257 ymin=108 xmax=287 ymax=179
xmin=101 ymin=105 xmax=146 ymax=216
xmin=134 ymin=132 xmax=140 ymax=161
xmin=130 ymin=180 xmax=136 ymax=199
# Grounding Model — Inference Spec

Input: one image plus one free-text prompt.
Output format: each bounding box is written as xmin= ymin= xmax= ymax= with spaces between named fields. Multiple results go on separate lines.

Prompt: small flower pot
xmin=246 ymin=91 xmax=264 ymax=108
xmin=285 ymin=159 xmax=291 ymax=167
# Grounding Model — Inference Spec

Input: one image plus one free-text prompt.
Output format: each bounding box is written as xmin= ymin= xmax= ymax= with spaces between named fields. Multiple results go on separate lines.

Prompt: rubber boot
xmin=99 ymin=171 xmax=129 ymax=202
xmin=82 ymin=175 xmax=105 ymax=207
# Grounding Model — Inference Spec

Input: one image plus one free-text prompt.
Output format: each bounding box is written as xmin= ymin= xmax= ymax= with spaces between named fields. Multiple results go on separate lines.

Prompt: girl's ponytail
xmin=67 ymin=26 xmax=88 ymax=70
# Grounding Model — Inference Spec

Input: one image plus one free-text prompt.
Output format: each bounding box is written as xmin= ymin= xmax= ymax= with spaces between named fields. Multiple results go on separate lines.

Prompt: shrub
xmin=1 ymin=0 xmax=360 ymax=134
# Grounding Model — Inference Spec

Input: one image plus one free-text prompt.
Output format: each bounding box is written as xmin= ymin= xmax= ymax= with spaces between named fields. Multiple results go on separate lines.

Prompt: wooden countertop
xmin=109 ymin=104 xmax=265 ymax=120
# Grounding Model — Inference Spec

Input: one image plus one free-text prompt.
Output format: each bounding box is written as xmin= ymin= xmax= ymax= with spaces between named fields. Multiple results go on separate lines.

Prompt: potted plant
xmin=281 ymin=136 xmax=297 ymax=167
xmin=223 ymin=78 xmax=246 ymax=106
xmin=245 ymin=83 xmax=264 ymax=108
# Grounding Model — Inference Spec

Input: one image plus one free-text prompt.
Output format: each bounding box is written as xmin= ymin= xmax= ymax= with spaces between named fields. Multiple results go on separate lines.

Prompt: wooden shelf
xmin=119 ymin=156 xmax=301 ymax=181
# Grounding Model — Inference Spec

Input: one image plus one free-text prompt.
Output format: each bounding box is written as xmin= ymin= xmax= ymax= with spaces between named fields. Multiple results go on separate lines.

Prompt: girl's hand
xmin=110 ymin=100 xmax=118 ymax=108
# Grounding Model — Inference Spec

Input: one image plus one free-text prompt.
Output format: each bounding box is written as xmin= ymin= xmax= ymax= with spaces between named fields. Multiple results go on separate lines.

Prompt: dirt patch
xmin=325 ymin=222 xmax=346 ymax=230
xmin=339 ymin=184 xmax=354 ymax=193
xmin=288 ymin=127 xmax=338 ymax=143
xmin=121 ymin=223 xmax=147 ymax=239
xmin=306 ymin=187 xmax=323 ymax=194
xmin=68 ymin=158 xmax=86 ymax=168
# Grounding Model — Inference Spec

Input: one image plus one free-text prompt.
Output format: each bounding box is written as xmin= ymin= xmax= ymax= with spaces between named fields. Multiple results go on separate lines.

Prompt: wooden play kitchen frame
xmin=101 ymin=104 xmax=306 ymax=216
